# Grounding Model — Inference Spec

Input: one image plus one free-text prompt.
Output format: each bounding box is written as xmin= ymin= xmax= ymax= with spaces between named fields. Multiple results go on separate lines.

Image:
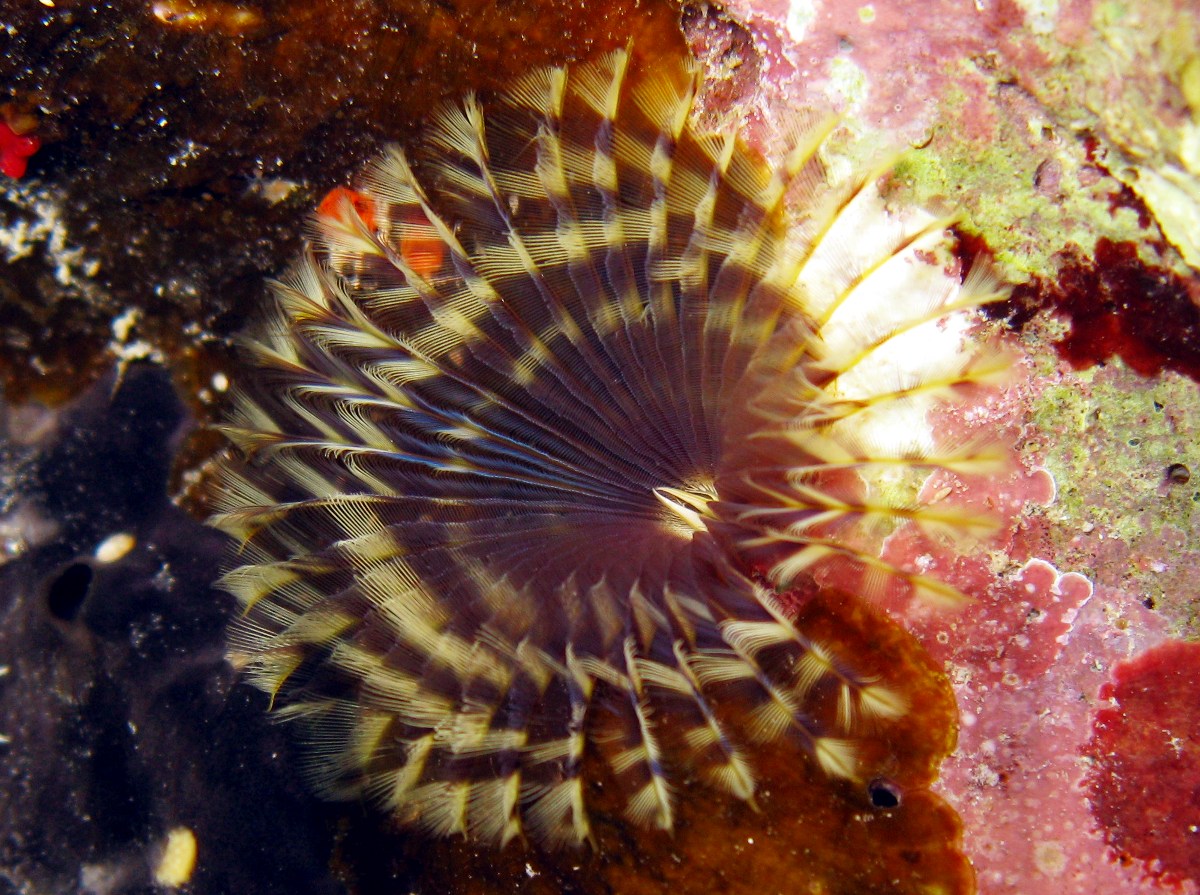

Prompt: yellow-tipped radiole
xmin=207 ymin=48 xmax=1012 ymax=848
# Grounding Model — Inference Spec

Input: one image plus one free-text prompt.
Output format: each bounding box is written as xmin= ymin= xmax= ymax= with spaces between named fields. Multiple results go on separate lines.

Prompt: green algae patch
xmin=1028 ymin=362 xmax=1200 ymax=634
xmin=887 ymin=109 xmax=1153 ymax=284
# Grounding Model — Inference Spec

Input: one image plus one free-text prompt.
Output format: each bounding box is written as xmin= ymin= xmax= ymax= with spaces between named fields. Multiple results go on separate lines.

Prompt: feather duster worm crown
xmin=208 ymin=49 xmax=1010 ymax=848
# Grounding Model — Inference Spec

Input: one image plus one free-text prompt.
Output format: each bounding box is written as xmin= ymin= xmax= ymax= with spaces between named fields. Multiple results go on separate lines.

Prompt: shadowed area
xmin=0 ymin=367 xmax=341 ymax=895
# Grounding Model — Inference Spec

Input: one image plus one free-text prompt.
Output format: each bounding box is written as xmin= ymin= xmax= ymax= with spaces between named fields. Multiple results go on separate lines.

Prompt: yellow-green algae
xmin=873 ymin=2 xmax=1200 ymax=287
xmin=1022 ymin=329 xmax=1200 ymax=635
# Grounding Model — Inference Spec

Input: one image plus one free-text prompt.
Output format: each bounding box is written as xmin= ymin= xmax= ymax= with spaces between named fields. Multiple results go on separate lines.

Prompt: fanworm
xmin=208 ymin=49 xmax=1010 ymax=848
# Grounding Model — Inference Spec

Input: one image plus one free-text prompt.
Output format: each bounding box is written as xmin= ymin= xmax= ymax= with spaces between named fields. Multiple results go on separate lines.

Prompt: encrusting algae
xmin=206 ymin=47 xmax=1012 ymax=892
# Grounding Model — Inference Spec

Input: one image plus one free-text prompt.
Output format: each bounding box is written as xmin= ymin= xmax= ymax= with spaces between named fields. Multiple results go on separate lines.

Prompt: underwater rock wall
xmin=2 ymin=1 xmax=1199 ymax=894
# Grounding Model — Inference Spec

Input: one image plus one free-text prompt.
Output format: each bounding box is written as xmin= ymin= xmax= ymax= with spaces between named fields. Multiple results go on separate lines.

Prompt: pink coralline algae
xmin=0 ymin=118 xmax=39 ymax=179
xmin=707 ymin=0 xmax=1071 ymax=144
xmin=922 ymin=562 xmax=1165 ymax=895
xmin=1087 ymin=640 xmax=1200 ymax=889
xmin=914 ymin=554 xmax=1185 ymax=895
xmin=857 ymin=339 xmax=1184 ymax=894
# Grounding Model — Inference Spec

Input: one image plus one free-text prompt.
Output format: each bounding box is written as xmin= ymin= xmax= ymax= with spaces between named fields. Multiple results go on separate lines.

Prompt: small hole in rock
xmin=1166 ymin=463 xmax=1190 ymax=485
xmin=47 ymin=562 xmax=93 ymax=621
xmin=868 ymin=778 xmax=902 ymax=809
